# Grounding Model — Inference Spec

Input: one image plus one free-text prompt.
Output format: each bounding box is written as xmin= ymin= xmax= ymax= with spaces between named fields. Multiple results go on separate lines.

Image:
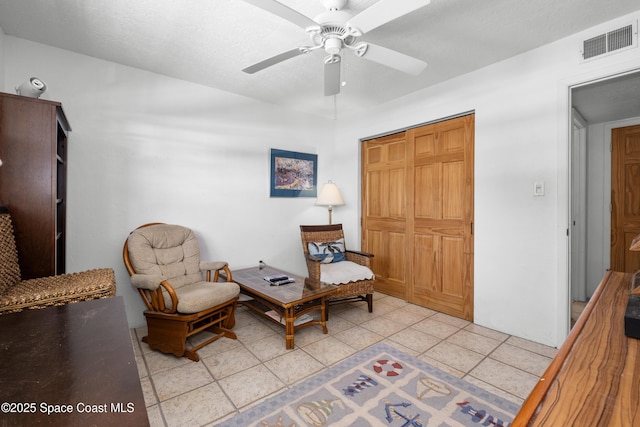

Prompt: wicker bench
xmin=0 ymin=206 xmax=116 ymax=315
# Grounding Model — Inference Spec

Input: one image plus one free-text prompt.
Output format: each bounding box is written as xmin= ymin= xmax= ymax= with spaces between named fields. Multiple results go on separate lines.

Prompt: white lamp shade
xmin=316 ymin=182 xmax=345 ymax=206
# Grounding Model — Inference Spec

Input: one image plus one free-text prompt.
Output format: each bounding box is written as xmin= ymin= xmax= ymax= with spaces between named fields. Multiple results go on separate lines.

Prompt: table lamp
xmin=316 ymin=180 xmax=344 ymax=224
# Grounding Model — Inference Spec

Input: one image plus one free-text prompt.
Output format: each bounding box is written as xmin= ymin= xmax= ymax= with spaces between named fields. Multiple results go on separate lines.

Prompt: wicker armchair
xmin=300 ymin=224 xmax=374 ymax=318
xmin=123 ymin=223 xmax=240 ymax=362
xmin=0 ymin=206 xmax=116 ymax=315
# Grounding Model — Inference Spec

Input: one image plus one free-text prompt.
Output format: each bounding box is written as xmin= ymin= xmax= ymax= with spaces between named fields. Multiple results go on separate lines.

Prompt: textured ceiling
xmin=0 ymin=0 xmax=639 ymax=118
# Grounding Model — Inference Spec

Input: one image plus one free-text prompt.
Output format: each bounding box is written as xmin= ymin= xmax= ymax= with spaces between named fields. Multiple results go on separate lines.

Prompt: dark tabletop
xmin=0 ymin=297 xmax=149 ymax=426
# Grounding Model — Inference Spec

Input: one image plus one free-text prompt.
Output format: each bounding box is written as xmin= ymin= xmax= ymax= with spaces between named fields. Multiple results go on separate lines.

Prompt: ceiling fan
xmin=241 ymin=0 xmax=430 ymax=96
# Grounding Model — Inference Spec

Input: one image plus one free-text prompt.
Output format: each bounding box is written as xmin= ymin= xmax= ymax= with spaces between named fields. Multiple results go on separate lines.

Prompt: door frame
xmin=570 ymin=108 xmax=588 ymax=302
xmin=566 ymin=68 xmax=640 ymax=339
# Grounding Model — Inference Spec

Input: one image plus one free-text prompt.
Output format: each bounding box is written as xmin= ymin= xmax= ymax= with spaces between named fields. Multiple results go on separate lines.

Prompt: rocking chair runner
xmin=300 ymin=224 xmax=374 ymax=317
xmin=123 ymin=223 xmax=240 ymax=362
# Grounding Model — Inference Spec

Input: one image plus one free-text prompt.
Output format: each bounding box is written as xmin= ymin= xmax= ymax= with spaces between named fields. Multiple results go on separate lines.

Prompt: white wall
xmin=3 ymin=37 xmax=336 ymax=327
xmin=334 ymin=11 xmax=640 ymax=347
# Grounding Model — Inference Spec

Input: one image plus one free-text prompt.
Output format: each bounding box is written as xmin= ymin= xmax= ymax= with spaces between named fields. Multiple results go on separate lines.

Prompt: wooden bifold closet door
xmin=361 ymin=114 xmax=474 ymax=320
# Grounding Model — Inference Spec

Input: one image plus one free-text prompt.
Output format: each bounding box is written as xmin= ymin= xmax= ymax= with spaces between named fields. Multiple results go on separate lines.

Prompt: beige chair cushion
xmin=320 ymin=261 xmax=374 ymax=285
xmin=127 ymin=224 xmax=201 ymax=289
xmin=166 ymin=281 xmax=240 ymax=314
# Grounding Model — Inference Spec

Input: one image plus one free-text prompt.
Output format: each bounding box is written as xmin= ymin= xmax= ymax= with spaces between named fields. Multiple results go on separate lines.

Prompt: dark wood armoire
xmin=0 ymin=92 xmax=70 ymax=279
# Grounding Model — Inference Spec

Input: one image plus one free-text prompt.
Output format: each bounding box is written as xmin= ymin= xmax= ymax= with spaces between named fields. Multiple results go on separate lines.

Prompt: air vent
xmin=583 ymin=34 xmax=607 ymax=59
xmin=580 ymin=21 xmax=637 ymax=61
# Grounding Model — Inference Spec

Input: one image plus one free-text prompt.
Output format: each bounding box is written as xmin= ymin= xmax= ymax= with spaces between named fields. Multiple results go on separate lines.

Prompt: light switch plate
xmin=534 ymin=181 xmax=545 ymax=196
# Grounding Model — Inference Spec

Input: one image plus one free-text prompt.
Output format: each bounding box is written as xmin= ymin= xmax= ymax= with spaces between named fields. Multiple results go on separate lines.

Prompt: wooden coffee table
xmin=229 ymin=266 xmax=337 ymax=349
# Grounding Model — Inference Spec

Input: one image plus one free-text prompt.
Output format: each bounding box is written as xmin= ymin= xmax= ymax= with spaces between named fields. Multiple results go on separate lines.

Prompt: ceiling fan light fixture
xmin=324 ymin=37 xmax=342 ymax=55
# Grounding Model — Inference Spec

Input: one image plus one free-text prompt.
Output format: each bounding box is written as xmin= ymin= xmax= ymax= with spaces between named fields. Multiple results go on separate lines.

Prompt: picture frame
xmin=270 ymin=149 xmax=318 ymax=198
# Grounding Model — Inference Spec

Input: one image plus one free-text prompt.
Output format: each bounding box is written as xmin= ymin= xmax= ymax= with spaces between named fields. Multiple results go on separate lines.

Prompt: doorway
xmin=570 ymin=70 xmax=640 ymax=326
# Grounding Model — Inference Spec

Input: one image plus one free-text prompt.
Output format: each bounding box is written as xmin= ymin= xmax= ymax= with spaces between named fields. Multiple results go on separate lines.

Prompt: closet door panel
xmin=362 ymin=114 xmax=474 ymax=320
xmin=362 ymin=134 xmax=408 ymax=298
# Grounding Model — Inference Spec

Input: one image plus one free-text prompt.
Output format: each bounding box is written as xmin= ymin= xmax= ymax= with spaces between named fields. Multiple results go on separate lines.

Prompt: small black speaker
xmin=624 ymin=295 xmax=640 ymax=339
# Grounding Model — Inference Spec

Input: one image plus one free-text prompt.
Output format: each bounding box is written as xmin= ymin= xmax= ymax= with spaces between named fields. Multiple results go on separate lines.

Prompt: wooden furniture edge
xmin=300 ymin=224 xmax=343 ymax=232
xmin=511 ymin=269 xmax=614 ymax=426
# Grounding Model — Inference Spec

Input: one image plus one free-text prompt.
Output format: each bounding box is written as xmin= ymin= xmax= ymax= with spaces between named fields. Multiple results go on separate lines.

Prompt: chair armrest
xmin=345 ymin=250 xmax=374 ymax=268
xmin=346 ymin=249 xmax=374 ymax=258
xmin=131 ymin=274 xmax=165 ymax=290
xmin=200 ymin=261 xmax=228 ymax=271
xmin=130 ymin=274 xmax=178 ymax=313
xmin=304 ymin=254 xmax=322 ymax=281
xmin=201 ymin=261 xmax=233 ymax=282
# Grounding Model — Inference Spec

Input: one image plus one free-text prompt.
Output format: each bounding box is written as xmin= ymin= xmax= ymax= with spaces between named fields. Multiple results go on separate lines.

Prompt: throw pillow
xmin=308 ymin=238 xmax=346 ymax=264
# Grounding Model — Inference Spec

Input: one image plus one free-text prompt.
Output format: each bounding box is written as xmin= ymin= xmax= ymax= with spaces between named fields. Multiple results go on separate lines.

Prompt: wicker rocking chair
xmin=300 ymin=224 xmax=374 ymax=318
xmin=123 ymin=223 xmax=240 ymax=362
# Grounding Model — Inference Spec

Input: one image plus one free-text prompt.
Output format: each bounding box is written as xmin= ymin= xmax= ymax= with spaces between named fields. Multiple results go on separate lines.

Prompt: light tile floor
xmin=131 ymin=292 xmax=558 ymax=426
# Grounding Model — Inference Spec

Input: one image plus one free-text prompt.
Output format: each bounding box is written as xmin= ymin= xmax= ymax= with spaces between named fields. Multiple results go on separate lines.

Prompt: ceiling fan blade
xmin=347 ymin=0 xmax=431 ymax=35
xmin=360 ymin=43 xmax=427 ymax=75
xmin=241 ymin=0 xmax=318 ymax=30
xmin=324 ymin=58 xmax=341 ymax=96
xmin=242 ymin=48 xmax=304 ymax=74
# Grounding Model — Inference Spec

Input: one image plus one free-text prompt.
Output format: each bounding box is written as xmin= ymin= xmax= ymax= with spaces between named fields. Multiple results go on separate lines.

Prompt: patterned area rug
xmin=221 ymin=342 xmax=519 ymax=426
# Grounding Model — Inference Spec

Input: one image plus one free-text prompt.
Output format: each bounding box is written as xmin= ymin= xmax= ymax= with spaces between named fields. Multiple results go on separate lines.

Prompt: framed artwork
xmin=270 ymin=149 xmax=318 ymax=198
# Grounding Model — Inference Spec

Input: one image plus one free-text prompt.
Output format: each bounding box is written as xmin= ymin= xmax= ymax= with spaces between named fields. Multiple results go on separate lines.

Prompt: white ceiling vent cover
xmin=580 ymin=21 xmax=637 ymax=62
